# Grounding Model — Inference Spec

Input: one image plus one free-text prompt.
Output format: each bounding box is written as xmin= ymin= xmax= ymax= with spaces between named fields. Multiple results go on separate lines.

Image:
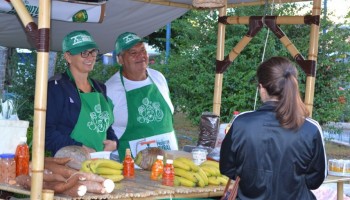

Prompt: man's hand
xmin=103 ymin=140 xmax=117 ymax=151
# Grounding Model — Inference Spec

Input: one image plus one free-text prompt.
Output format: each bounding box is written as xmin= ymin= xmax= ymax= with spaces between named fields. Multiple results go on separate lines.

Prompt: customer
xmin=45 ymin=30 xmax=118 ymax=155
xmin=220 ymin=56 xmax=327 ymax=200
xmin=105 ymin=32 xmax=178 ymax=161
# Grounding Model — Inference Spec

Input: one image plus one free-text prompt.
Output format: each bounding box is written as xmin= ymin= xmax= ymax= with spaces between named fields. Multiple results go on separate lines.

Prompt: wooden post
xmin=213 ymin=0 xmax=227 ymax=116
xmin=30 ymin=0 xmax=51 ymax=199
xmin=304 ymin=0 xmax=321 ymax=117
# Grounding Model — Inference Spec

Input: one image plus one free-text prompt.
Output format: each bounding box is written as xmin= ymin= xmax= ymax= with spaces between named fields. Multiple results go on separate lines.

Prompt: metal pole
xmin=165 ymin=23 xmax=171 ymax=64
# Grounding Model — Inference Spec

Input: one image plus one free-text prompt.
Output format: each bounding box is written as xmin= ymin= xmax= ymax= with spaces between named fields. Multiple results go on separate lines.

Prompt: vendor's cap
xmin=115 ymin=32 xmax=143 ymax=55
xmin=62 ymin=30 xmax=98 ymax=55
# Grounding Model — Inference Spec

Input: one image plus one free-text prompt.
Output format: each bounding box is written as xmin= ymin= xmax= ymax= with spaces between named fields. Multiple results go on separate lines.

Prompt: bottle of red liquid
xmin=162 ymin=159 xmax=174 ymax=186
xmin=123 ymin=148 xmax=135 ymax=178
xmin=15 ymin=137 xmax=30 ymax=176
xmin=150 ymin=155 xmax=164 ymax=180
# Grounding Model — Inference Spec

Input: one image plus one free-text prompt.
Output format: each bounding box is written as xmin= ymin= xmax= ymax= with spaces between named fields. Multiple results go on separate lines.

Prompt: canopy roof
xmin=0 ymin=0 xmax=310 ymax=53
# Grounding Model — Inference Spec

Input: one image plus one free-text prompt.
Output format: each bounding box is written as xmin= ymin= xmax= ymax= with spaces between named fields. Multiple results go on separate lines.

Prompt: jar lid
xmin=166 ymin=159 xmax=173 ymax=164
xmin=0 ymin=153 xmax=15 ymax=159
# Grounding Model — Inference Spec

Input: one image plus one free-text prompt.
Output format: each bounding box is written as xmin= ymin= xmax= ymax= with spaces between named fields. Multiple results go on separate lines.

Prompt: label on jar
xmin=192 ymin=148 xmax=207 ymax=165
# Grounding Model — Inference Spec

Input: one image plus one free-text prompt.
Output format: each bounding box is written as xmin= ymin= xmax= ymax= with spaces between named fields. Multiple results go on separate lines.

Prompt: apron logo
xmin=87 ymin=104 xmax=110 ymax=133
xmin=137 ymin=98 xmax=164 ymax=124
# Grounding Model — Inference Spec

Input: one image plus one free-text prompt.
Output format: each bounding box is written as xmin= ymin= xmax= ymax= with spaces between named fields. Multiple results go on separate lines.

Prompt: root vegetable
xmin=79 ymin=180 xmax=106 ymax=194
xmin=77 ymin=171 xmax=106 ymax=183
xmin=43 ymin=173 xmax=66 ymax=182
xmin=102 ymin=179 xmax=115 ymax=193
xmin=44 ymin=161 xmax=78 ymax=179
xmin=44 ymin=157 xmax=72 ymax=165
xmin=44 ymin=173 xmax=82 ymax=193
xmin=62 ymin=184 xmax=87 ymax=197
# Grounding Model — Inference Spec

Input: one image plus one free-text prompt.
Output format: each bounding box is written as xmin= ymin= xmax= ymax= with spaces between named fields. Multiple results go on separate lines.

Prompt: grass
xmin=174 ymin=112 xmax=350 ymax=160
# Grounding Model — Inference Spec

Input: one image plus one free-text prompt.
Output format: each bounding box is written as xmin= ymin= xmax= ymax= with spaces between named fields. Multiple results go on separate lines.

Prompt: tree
xmin=152 ymin=3 xmax=350 ymax=125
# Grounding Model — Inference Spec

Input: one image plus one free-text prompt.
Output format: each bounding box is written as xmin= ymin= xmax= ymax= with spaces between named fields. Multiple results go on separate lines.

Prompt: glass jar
xmin=0 ymin=153 xmax=16 ymax=184
xmin=192 ymin=148 xmax=208 ymax=166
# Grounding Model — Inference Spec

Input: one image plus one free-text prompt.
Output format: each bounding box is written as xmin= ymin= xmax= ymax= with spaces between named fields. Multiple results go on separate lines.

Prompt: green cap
xmin=62 ymin=30 xmax=98 ymax=55
xmin=115 ymin=32 xmax=143 ymax=55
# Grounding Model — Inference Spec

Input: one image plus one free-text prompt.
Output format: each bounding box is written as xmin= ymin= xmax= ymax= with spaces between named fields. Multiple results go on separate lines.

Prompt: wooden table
xmin=0 ymin=169 xmax=226 ymax=200
xmin=323 ymin=175 xmax=350 ymax=200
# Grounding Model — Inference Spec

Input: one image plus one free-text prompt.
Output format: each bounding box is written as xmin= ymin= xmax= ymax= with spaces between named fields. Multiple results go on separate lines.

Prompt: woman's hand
xmin=103 ymin=140 xmax=117 ymax=151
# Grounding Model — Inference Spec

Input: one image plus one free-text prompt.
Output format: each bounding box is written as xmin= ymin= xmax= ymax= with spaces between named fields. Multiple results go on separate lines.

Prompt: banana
xmin=90 ymin=159 xmax=123 ymax=172
xmin=198 ymin=168 xmax=209 ymax=185
xmin=176 ymin=176 xmax=196 ymax=187
xmin=208 ymin=176 xmax=221 ymax=186
xmin=100 ymin=174 xmax=124 ymax=182
xmin=173 ymin=159 xmax=191 ymax=171
xmin=174 ymin=168 xmax=197 ymax=183
xmin=200 ymin=165 xmax=215 ymax=177
xmin=176 ymin=157 xmax=199 ymax=172
xmin=95 ymin=167 xmax=123 ymax=175
xmin=174 ymin=176 xmax=181 ymax=186
xmin=216 ymin=176 xmax=229 ymax=185
xmin=80 ymin=159 xmax=93 ymax=173
xmin=193 ymin=173 xmax=205 ymax=187
xmin=200 ymin=160 xmax=220 ymax=169
xmin=203 ymin=165 xmax=220 ymax=176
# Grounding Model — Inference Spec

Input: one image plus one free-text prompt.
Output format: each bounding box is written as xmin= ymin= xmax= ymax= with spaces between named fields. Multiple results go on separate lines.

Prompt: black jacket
xmin=45 ymin=72 xmax=118 ymax=155
xmin=220 ymin=101 xmax=327 ymax=200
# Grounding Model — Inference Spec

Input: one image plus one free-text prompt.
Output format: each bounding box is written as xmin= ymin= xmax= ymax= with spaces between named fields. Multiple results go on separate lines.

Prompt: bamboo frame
xmin=8 ymin=0 xmax=52 ymax=199
xmin=214 ymin=0 xmax=320 ymax=117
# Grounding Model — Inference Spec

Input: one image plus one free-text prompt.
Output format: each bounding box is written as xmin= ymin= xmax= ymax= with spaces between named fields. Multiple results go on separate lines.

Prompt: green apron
xmin=67 ymin=69 xmax=114 ymax=151
xmin=118 ymin=69 xmax=178 ymax=161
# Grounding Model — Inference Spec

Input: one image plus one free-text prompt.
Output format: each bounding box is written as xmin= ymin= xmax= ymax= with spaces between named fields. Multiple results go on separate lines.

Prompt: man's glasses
xmin=80 ymin=49 xmax=99 ymax=58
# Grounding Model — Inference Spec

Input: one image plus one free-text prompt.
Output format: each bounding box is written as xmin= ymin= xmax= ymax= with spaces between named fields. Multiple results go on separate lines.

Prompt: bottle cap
xmin=234 ymin=111 xmax=240 ymax=115
xmin=20 ymin=137 xmax=27 ymax=143
xmin=157 ymin=155 xmax=164 ymax=160
xmin=166 ymin=159 xmax=173 ymax=164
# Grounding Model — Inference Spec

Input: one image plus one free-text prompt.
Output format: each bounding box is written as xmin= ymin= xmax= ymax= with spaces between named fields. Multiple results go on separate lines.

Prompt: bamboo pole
xmin=304 ymin=0 xmax=321 ymax=117
xmin=30 ymin=0 xmax=51 ymax=199
xmin=213 ymin=1 xmax=227 ymax=116
xmin=226 ymin=16 xmax=310 ymax=25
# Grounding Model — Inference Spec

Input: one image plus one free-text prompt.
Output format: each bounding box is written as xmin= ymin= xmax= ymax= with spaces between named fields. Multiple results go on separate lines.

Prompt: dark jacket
xmin=45 ymin=71 xmax=118 ymax=155
xmin=220 ymin=101 xmax=327 ymax=200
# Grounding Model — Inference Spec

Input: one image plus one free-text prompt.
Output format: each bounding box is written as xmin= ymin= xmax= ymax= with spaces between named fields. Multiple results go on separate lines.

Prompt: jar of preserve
xmin=0 ymin=153 xmax=16 ymax=184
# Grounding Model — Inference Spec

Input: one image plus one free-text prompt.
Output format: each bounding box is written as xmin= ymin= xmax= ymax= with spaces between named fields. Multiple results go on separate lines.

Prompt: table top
xmin=0 ymin=169 xmax=226 ymax=200
xmin=324 ymin=175 xmax=350 ymax=183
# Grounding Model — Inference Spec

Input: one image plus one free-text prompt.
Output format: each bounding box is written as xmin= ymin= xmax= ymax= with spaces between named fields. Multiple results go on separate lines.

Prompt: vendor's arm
xmin=105 ymin=126 xmax=118 ymax=151
xmin=45 ymin=75 xmax=83 ymax=155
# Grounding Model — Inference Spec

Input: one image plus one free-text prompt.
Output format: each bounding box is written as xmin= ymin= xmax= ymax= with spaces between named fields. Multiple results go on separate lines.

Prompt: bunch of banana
xmin=81 ymin=159 xmax=124 ymax=182
xmin=173 ymin=157 xmax=208 ymax=187
xmin=199 ymin=160 xmax=229 ymax=186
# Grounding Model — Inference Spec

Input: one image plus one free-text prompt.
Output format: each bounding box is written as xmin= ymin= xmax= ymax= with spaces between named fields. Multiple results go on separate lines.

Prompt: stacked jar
xmin=0 ymin=153 xmax=16 ymax=184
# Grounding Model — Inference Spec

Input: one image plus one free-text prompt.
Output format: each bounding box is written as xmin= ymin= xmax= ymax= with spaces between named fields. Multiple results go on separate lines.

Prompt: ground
xmin=174 ymin=112 xmax=350 ymax=160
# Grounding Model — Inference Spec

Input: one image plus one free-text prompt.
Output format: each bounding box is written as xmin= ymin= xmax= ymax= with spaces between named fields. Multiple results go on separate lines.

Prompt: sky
xmin=298 ymin=0 xmax=350 ymax=23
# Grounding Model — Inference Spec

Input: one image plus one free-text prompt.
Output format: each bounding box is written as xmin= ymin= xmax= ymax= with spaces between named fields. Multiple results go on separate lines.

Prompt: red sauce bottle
xmin=123 ymin=148 xmax=135 ymax=178
xmin=15 ymin=137 xmax=30 ymax=176
xmin=150 ymin=155 xmax=164 ymax=180
xmin=162 ymin=159 xmax=174 ymax=186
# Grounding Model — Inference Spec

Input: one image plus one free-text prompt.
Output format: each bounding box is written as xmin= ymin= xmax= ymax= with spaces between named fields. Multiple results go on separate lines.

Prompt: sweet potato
xmin=77 ymin=171 xmax=106 ymax=183
xmin=62 ymin=184 xmax=87 ymax=197
xmin=44 ymin=160 xmax=78 ymax=179
xmin=44 ymin=157 xmax=72 ymax=165
xmin=79 ymin=180 xmax=106 ymax=194
xmin=43 ymin=173 xmax=83 ymax=193
xmin=43 ymin=173 xmax=66 ymax=182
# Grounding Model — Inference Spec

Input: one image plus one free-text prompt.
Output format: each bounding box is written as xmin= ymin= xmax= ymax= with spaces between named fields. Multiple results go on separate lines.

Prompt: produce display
xmin=81 ymin=158 xmax=124 ymax=182
xmin=173 ymin=157 xmax=228 ymax=187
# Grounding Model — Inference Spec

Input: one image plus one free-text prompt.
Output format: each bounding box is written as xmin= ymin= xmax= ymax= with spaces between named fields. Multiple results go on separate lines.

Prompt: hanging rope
xmin=253 ymin=0 xmax=277 ymax=110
